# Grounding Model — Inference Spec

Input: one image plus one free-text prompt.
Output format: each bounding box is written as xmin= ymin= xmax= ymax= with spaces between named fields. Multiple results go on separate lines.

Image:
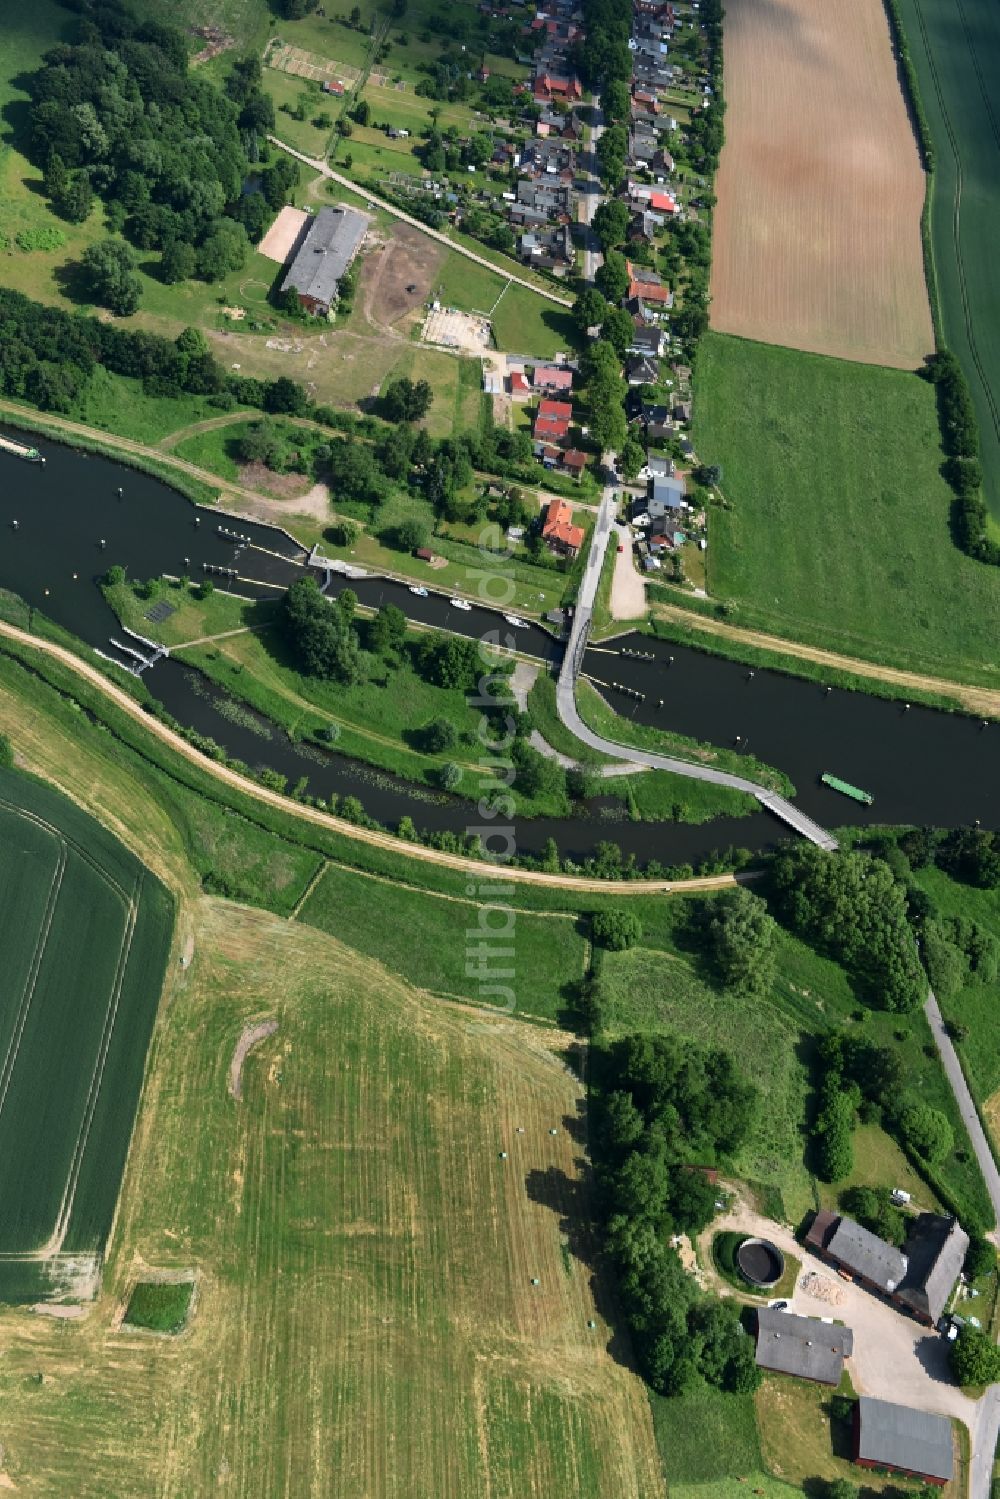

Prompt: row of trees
xmin=0 ymin=285 xmax=317 ymax=416
xmin=595 ymin=1033 xmax=760 ymax=1396
xmin=924 ymin=352 xmax=996 ymax=566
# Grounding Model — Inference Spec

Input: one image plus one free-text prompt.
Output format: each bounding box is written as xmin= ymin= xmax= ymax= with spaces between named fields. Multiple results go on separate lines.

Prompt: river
xmin=0 ymin=430 xmax=995 ymax=866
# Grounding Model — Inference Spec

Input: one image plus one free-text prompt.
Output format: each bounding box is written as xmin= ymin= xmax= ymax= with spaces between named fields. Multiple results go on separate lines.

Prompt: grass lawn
xmin=492 ymin=286 xmax=580 ymax=360
xmin=816 ymin=1122 xmax=942 ymax=1215
xmin=694 ymin=334 xmax=1000 ymax=686
xmin=296 ymin=858 xmax=587 ymax=1019
xmin=650 ymin=1383 xmax=799 ymax=1499
xmin=124 ymin=1280 xmax=194 ymax=1334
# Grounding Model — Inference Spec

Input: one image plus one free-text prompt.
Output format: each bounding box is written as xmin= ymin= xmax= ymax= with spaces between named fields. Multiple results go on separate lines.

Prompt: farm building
xmin=806 ymin=1210 xmax=967 ymax=1326
xmin=754 ymin=1308 xmax=853 ymax=1386
xmin=279 ymin=206 xmax=368 ymax=316
xmin=541 ymin=497 xmax=585 ymax=556
xmin=853 ymin=1398 xmax=953 ymax=1485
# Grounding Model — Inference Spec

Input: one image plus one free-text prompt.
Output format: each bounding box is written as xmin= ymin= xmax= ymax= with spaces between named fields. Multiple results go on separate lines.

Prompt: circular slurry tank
xmin=736 ymin=1236 xmax=785 ymax=1288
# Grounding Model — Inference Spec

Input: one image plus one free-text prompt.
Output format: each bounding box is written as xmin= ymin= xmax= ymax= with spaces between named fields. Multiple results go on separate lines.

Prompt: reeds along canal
xmin=1 ymin=433 xmax=997 ymax=863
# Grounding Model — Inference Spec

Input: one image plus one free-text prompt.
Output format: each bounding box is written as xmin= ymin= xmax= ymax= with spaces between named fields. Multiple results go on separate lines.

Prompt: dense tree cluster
xmin=282 ymin=578 xmax=361 ymax=683
xmin=699 ymin=886 xmax=778 ymax=999
xmin=27 ymin=9 xmax=292 ymax=288
xmin=0 ymin=287 xmax=250 ymax=411
xmin=595 ymin=1033 xmax=760 ymax=1396
xmin=769 ymin=846 xmax=925 ymax=1012
xmin=950 ymin=1324 xmax=1000 ymax=1387
xmin=380 ymin=376 xmax=434 ymax=423
xmin=809 ymin=1031 xmax=902 ymax=1183
xmin=839 ymin=1185 xmax=906 ymax=1246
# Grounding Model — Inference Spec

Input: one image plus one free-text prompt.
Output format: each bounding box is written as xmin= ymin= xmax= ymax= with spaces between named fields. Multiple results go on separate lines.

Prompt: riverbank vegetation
xmin=692 ymin=335 xmax=1000 ymax=688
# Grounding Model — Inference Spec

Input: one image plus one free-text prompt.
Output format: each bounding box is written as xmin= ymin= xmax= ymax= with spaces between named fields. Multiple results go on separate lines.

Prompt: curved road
xmin=269 ymin=137 xmax=574 ymax=308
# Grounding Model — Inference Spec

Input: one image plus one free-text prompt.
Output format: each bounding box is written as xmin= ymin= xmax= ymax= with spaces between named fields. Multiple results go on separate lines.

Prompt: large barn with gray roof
xmin=754 ymin=1308 xmax=853 ymax=1386
xmin=854 ymin=1397 xmax=953 ymax=1485
xmin=280 ymin=206 xmax=368 ymax=316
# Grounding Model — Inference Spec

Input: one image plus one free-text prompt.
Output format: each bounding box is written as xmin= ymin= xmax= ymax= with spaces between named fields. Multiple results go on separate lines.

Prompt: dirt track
xmin=0 ymin=622 xmax=745 ymax=897
xmin=711 ymin=0 xmax=933 ymax=368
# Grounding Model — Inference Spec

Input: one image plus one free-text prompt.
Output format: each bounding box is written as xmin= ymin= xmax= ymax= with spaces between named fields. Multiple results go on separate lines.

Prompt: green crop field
xmin=0 ymin=768 xmax=173 ymax=1301
xmin=694 ymin=333 xmax=1000 ymax=685
xmin=894 ymin=0 xmax=1000 ymax=520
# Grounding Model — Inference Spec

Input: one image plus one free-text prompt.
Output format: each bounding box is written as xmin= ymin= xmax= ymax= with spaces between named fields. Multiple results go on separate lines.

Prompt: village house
xmin=754 ymin=1308 xmax=853 ymax=1387
xmin=541 ymin=497 xmax=586 ymax=554
xmin=279 ymin=206 xmax=367 ymax=317
xmin=854 ymin=1399 xmax=953 ymax=1487
xmin=626 ymin=354 xmax=661 ymax=387
xmin=533 ymin=70 xmax=582 ymax=104
xmin=649 ymin=473 xmax=686 ymax=516
xmin=629 ymin=325 xmax=668 ymax=358
xmin=533 ymin=398 xmax=573 ymax=442
xmin=532 ymin=365 xmax=574 ymax=393
xmin=518 ymin=225 xmax=574 ymax=270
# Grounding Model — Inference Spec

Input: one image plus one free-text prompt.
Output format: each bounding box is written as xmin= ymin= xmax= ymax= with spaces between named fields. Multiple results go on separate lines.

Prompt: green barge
xmin=0 ymin=433 xmax=44 ymax=463
xmin=821 ymin=773 xmax=874 ymax=805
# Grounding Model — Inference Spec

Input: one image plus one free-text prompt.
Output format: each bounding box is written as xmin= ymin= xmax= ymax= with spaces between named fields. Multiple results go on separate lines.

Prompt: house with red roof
xmin=533 ymin=72 xmax=582 ymax=104
xmin=541 ymin=497 xmax=586 ymax=555
xmin=534 ymin=412 xmax=571 ymax=441
xmin=538 ymin=398 xmax=572 ymax=420
xmin=649 ymin=191 xmax=677 ymax=214
xmin=559 ymin=449 xmax=588 ymax=478
xmin=509 ymin=370 xmax=532 ymax=399
xmin=532 ymin=366 xmax=573 ymax=393
xmin=629 ymin=279 xmax=673 ymax=305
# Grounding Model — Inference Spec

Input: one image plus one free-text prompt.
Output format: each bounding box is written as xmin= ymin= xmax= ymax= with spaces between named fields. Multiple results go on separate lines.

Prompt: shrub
xmin=592 ymin=910 xmax=642 ymax=950
xmin=896 ymin=1100 xmax=953 ymax=1164
xmin=950 ymin=1324 xmax=1000 ymax=1387
xmin=964 ymin=1235 xmax=995 ymax=1281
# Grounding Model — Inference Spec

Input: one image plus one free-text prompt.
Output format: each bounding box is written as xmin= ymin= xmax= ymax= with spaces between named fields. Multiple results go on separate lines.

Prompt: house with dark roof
xmin=754 ymin=1309 xmax=853 ymax=1386
xmin=626 ymin=354 xmax=661 ymax=387
xmin=279 ymin=206 xmax=368 ymax=317
xmin=897 ymin=1214 xmax=969 ymax=1326
xmin=854 ymin=1398 xmax=953 ymax=1485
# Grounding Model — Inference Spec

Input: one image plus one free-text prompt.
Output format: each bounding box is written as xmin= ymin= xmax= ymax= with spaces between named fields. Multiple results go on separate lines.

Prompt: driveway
xmin=609 ymin=524 xmax=647 ymax=620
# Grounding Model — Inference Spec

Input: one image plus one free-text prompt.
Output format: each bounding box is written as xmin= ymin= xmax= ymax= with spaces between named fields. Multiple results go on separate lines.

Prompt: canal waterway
xmin=1 ymin=431 xmax=996 ymax=864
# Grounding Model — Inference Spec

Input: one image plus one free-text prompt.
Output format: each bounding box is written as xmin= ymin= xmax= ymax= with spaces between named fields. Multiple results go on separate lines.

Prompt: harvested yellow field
xmin=710 ymin=0 xmax=934 ymax=369
xmin=0 ymin=900 xmax=663 ymax=1499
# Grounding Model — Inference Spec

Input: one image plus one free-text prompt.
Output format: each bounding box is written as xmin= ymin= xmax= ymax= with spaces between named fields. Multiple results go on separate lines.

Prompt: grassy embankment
xmin=690 ymin=335 xmax=1000 ymax=687
xmin=913 ymin=865 xmax=1000 ymax=1155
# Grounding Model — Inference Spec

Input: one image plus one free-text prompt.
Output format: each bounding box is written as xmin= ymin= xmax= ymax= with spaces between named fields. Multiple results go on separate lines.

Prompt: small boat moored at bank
xmin=821 ymin=772 xmax=874 ymax=805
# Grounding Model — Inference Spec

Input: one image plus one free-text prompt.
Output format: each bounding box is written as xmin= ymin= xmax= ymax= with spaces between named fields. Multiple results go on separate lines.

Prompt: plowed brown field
xmin=710 ymin=0 xmax=934 ymax=369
